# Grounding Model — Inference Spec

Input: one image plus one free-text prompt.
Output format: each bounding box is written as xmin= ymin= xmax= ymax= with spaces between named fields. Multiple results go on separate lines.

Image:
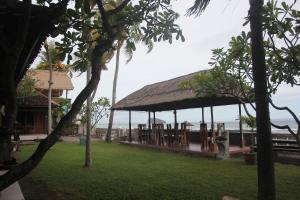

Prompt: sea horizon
xmin=97 ymin=118 xmax=298 ymax=134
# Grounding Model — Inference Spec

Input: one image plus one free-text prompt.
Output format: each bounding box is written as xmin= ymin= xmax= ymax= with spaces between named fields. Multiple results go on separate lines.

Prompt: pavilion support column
xmin=202 ymin=107 xmax=205 ymax=123
xmin=153 ymin=111 xmax=157 ymax=145
xmin=148 ymin=111 xmax=151 ymax=143
xmin=239 ymin=103 xmax=244 ymax=147
xmin=174 ymin=110 xmax=179 ymax=145
xmin=129 ymin=110 xmax=132 ymax=142
xmin=210 ymin=106 xmax=214 ymax=131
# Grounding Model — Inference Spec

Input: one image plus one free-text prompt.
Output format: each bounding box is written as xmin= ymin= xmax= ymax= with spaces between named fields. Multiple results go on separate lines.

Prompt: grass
xmin=16 ymin=141 xmax=300 ymax=200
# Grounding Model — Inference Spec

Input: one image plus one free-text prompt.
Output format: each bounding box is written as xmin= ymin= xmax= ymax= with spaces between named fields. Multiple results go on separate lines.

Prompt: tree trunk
xmin=249 ymin=0 xmax=276 ymax=199
xmin=0 ymin=135 xmax=12 ymax=167
xmin=106 ymin=40 xmax=123 ymax=142
xmin=0 ymin=0 xmax=31 ymax=166
xmin=85 ymin=63 xmax=92 ymax=167
xmin=46 ymin=41 xmax=53 ymax=135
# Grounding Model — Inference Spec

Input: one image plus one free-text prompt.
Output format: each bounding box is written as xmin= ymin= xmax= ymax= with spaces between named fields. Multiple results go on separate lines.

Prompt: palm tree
xmin=36 ymin=42 xmax=69 ymax=72
xmin=188 ymin=1 xmax=275 ymax=199
xmin=105 ymin=25 xmax=153 ymax=142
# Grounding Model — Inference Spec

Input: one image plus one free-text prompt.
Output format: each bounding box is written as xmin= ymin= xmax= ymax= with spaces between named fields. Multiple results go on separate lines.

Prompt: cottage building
xmin=17 ymin=70 xmax=74 ymax=135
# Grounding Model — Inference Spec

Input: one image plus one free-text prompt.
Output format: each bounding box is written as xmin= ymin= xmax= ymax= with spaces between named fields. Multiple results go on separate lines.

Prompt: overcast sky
xmin=41 ymin=0 xmax=300 ymax=125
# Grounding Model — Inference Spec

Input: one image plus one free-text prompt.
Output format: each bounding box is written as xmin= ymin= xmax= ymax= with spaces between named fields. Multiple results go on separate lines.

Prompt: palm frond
xmin=124 ymin=40 xmax=133 ymax=64
xmin=101 ymin=49 xmax=115 ymax=70
xmin=187 ymin=0 xmax=211 ymax=16
xmin=143 ymin=39 xmax=153 ymax=54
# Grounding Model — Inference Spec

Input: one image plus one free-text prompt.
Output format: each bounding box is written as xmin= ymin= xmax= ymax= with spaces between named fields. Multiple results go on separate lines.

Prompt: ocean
xmin=97 ymin=118 xmax=298 ymax=134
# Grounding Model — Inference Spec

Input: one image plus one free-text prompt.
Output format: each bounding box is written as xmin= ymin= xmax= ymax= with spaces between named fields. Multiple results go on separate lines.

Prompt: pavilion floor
xmin=119 ymin=141 xmax=250 ymax=159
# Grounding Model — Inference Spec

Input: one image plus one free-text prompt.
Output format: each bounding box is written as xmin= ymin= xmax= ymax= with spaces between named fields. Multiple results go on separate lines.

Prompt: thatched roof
xmin=113 ymin=70 xmax=248 ymax=112
xmin=30 ymin=70 xmax=74 ymax=91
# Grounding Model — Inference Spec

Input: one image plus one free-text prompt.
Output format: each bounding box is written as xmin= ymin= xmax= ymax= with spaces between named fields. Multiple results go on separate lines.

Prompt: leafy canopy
xmin=36 ymin=42 xmax=69 ymax=72
xmin=79 ymin=97 xmax=110 ymax=128
xmin=37 ymin=0 xmax=185 ymax=72
xmin=16 ymin=73 xmax=37 ymax=99
xmin=185 ymin=0 xmax=300 ymax=100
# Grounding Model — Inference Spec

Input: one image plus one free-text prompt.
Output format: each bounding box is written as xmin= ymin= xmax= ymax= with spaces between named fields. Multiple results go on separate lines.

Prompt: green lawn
xmin=16 ymin=142 xmax=300 ymax=200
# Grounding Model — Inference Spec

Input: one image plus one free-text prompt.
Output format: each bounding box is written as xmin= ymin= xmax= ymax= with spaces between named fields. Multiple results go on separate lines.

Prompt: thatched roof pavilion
xmin=113 ymin=70 xmax=249 ymax=144
xmin=113 ymin=70 xmax=248 ymax=112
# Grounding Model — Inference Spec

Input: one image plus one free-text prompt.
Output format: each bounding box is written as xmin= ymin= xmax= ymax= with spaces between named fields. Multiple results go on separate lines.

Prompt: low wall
xmin=107 ymin=128 xmax=294 ymax=147
xmin=95 ymin=128 xmax=138 ymax=140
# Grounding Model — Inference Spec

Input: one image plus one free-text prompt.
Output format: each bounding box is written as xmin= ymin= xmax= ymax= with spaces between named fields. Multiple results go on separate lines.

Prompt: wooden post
xmin=85 ymin=53 xmax=92 ymax=167
xmin=148 ymin=111 xmax=151 ymax=143
xmin=239 ymin=104 xmax=244 ymax=147
xmin=45 ymin=41 xmax=53 ymax=135
xmin=129 ymin=110 xmax=132 ymax=142
xmin=174 ymin=110 xmax=177 ymax=125
xmin=202 ymin=107 xmax=205 ymax=123
xmin=174 ymin=110 xmax=178 ymax=145
xmin=154 ymin=111 xmax=159 ymax=144
xmin=210 ymin=106 xmax=214 ymax=131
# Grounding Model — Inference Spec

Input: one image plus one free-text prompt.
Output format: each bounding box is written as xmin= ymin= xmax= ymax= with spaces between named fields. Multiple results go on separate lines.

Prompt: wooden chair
xmin=158 ymin=124 xmax=164 ymax=146
xmin=166 ymin=124 xmax=173 ymax=147
xmin=137 ymin=124 xmax=146 ymax=144
xmin=200 ymin=123 xmax=208 ymax=151
xmin=180 ymin=123 xmax=189 ymax=147
xmin=174 ymin=123 xmax=179 ymax=146
xmin=152 ymin=124 xmax=164 ymax=146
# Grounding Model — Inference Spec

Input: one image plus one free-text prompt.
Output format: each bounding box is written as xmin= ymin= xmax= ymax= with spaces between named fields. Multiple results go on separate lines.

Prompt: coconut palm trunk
xmin=85 ymin=63 xmax=92 ymax=167
xmin=106 ymin=40 xmax=123 ymax=142
xmin=249 ymin=0 xmax=275 ymax=199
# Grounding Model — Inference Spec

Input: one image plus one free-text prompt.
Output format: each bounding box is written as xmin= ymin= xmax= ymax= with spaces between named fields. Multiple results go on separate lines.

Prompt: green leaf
xmin=67 ymin=9 xmax=79 ymax=19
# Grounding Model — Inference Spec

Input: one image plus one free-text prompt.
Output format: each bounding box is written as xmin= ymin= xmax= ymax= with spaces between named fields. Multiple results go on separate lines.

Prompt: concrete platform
xmin=119 ymin=141 xmax=250 ymax=159
xmin=19 ymin=134 xmax=47 ymax=141
xmin=0 ymin=171 xmax=25 ymax=200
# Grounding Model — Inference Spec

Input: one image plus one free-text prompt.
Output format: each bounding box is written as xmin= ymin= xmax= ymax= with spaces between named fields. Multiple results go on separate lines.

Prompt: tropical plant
xmin=79 ymin=97 xmax=110 ymax=129
xmin=106 ymin=24 xmax=155 ymax=142
xmin=241 ymin=115 xmax=257 ymax=151
xmin=241 ymin=116 xmax=257 ymax=131
xmin=36 ymin=42 xmax=69 ymax=72
xmin=16 ymin=73 xmax=37 ymax=100
xmin=53 ymin=99 xmax=71 ymax=125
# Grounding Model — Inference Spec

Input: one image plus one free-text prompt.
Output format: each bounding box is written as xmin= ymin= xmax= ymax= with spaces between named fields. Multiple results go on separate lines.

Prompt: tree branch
xmin=270 ymin=122 xmax=300 ymax=145
xmin=96 ymin=0 xmax=113 ymax=39
xmin=269 ymin=98 xmax=300 ymax=124
xmin=107 ymin=0 xmax=131 ymax=16
xmin=267 ymin=33 xmax=299 ymax=68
